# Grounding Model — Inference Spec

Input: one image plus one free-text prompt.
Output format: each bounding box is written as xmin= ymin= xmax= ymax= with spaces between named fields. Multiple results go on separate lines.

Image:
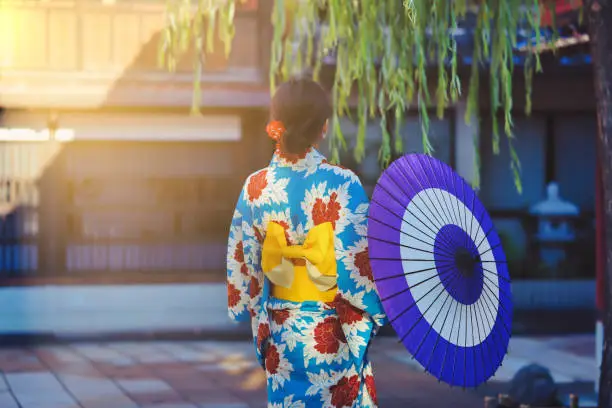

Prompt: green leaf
xmin=161 ymin=0 xmax=542 ymax=195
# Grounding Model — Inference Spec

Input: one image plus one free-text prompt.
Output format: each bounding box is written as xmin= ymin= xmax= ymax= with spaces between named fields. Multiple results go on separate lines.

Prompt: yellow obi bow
xmin=262 ymin=221 xmax=337 ymax=303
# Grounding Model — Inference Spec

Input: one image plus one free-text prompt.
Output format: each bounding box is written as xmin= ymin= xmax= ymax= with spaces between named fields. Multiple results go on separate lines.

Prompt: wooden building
xmin=0 ymin=0 xmax=274 ymax=285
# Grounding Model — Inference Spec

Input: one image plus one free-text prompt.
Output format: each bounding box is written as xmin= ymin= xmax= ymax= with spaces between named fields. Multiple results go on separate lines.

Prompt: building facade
xmin=0 ymin=0 xmax=274 ymax=285
xmin=0 ymin=0 xmax=598 ymax=333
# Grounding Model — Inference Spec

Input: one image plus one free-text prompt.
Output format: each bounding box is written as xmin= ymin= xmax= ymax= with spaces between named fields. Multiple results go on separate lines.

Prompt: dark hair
xmin=270 ymin=77 xmax=332 ymax=155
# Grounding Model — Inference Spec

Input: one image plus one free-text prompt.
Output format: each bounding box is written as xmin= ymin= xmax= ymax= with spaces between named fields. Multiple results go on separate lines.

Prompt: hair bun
xmin=266 ymin=121 xmax=286 ymax=141
xmin=270 ymin=78 xmax=332 ymax=156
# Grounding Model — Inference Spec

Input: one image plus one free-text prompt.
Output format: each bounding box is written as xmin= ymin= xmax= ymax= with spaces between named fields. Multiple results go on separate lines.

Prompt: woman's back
xmin=226 ymin=78 xmax=387 ymax=407
xmin=246 ymin=150 xmax=365 ymax=251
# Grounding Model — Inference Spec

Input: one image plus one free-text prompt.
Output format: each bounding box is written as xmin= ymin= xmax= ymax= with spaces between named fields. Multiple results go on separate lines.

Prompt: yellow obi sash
xmin=262 ymin=221 xmax=337 ymax=303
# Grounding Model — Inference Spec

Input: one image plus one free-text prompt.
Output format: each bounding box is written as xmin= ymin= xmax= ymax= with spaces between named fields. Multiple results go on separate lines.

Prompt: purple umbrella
xmin=368 ymin=153 xmax=512 ymax=388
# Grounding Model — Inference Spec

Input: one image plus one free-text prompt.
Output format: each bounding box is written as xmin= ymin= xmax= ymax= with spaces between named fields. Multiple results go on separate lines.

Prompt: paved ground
xmin=0 ymin=335 xmax=597 ymax=408
xmin=0 ymin=338 xmax=484 ymax=408
xmin=388 ymin=334 xmax=598 ymax=407
xmin=389 ymin=334 xmax=596 ymax=384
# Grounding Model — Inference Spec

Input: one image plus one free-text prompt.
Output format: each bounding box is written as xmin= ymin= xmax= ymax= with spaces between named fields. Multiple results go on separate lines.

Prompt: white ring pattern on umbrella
xmin=400 ymin=188 xmax=500 ymax=348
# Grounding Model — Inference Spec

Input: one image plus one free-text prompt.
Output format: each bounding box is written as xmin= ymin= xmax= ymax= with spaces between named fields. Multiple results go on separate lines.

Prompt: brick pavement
xmin=0 ymin=338 xmax=483 ymax=408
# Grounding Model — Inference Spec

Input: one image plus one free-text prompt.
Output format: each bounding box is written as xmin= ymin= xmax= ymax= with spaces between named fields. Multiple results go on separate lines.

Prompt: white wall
xmin=0 ymin=284 xmax=239 ymax=335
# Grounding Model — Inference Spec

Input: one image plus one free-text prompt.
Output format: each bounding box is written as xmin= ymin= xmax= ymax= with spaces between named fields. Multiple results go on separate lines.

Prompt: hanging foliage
xmin=159 ymin=0 xmax=566 ymax=191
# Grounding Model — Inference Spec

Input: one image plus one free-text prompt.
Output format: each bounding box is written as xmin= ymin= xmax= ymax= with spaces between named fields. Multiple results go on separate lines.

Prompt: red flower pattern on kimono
xmin=334 ymin=294 xmax=366 ymax=326
xmin=257 ymin=322 xmax=270 ymax=350
xmin=227 ymin=283 xmax=241 ymax=308
xmin=272 ymin=310 xmax=290 ymax=325
xmin=249 ymin=277 xmax=260 ymax=299
xmin=312 ymin=192 xmax=342 ymax=228
xmin=365 ymin=374 xmax=378 ymax=405
xmin=355 ymin=249 xmax=374 ymax=282
xmin=330 ymin=375 xmax=360 ymax=408
xmin=313 ymin=316 xmax=347 ymax=355
xmin=247 ymin=170 xmax=268 ymax=202
xmin=265 ymin=344 xmax=280 ymax=374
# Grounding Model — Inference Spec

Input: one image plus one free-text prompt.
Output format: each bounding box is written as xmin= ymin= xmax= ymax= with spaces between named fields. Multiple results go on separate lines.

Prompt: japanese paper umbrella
xmin=367 ymin=153 xmax=512 ymax=388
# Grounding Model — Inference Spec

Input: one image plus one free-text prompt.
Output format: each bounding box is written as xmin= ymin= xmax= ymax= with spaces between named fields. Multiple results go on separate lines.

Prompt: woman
xmin=227 ymin=78 xmax=387 ymax=407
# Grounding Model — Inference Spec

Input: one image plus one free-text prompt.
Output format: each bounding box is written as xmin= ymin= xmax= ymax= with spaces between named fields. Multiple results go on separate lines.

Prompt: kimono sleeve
xmin=226 ymin=188 xmax=260 ymax=322
xmin=335 ymin=177 xmax=389 ymax=362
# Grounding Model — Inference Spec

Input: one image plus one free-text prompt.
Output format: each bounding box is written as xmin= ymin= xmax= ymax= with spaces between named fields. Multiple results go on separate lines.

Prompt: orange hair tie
xmin=266 ymin=120 xmax=286 ymax=142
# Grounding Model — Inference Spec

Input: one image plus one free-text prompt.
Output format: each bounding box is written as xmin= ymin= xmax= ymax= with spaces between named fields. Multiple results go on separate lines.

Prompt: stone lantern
xmin=528 ymin=182 xmax=579 ymax=272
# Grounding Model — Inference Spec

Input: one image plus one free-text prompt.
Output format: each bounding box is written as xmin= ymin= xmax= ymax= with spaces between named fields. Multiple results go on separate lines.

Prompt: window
xmin=554 ymin=115 xmax=597 ymax=212
xmin=480 ymin=116 xmax=547 ymax=210
xmin=0 ymin=143 xmax=42 ymax=275
xmin=326 ymin=112 xmax=454 ymax=197
xmin=400 ymin=115 xmax=453 ymax=166
xmin=479 ymin=114 xmax=596 ymax=280
xmin=62 ymin=142 xmax=239 ymax=274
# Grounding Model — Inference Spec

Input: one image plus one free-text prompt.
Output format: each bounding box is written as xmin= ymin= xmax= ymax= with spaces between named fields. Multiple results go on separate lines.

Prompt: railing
xmin=0 ymin=140 xmax=242 ymax=282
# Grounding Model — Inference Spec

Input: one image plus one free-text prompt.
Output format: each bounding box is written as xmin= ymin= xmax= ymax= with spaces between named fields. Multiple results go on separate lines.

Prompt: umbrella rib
xmin=447 ymin=166 xmax=470 ymax=250
xmin=376 ymin=179 xmax=457 ymax=252
xmin=481 ymin=266 xmax=511 ymax=283
xmin=397 ymin=267 xmax=461 ymax=343
xmin=479 ymin=275 xmax=512 ymax=337
xmin=370 ymin=190 xmax=442 ymax=244
xmin=368 ymin=198 xmax=456 ymax=259
xmin=476 ymin=221 xmax=493 ymax=250
xmin=479 ymin=281 xmax=509 ymax=338
xmin=412 ymin=273 xmax=461 ymax=365
xmin=470 ymin=175 xmax=499 ymax=255
xmin=471 ymin=202 xmax=487 ymax=254
xmin=381 ymin=264 xmax=454 ymax=303
xmin=448 ymin=164 xmax=467 ymax=236
xmin=473 ymin=295 xmax=496 ymax=382
xmin=451 ymin=303 xmax=463 ymax=386
xmin=438 ymin=301 xmax=461 ymax=380
xmin=476 ymin=223 xmax=496 ymax=252
xmin=417 ymin=155 xmax=460 ymax=230
xmin=394 ymin=162 xmax=466 ymax=256
xmin=469 ymin=270 xmax=506 ymax=373
xmin=481 ymin=271 xmax=511 ymax=302
xmin=374 ymin=265 xmax=440 ymax=283
xmin=391 ymin=159 xmax=451 ymax=229
xmin=424 ymin=294 xmax=456 ymax=376
xmin=478 ymin=281 xmax=511 ymax=362
xmin=479 ymin=288 xmax=507 ymax=376
xmin=443 ymin=165 xmax=465 ymax=235
xmin=438 ymin=303 xmax=459 ymax=377
xmin=376 ymin=178 xmax=444 ymax=235
xmin=367 ymin=215 xmax=441 ymax=252
xmin=388 ymin=263 xmax=457 ymax=324
xmin=478 ymin=242 xmax=503 ymax=259
xmin=477 ymin=285 xmax=500 ymax=339
xmin=421 ymin=155 xmax=460 ymax=230
xmin=469 ymin=303 xmax=479 ymax=387
xmin=481 ymin=266 xmax=512 ymax=288
xmin=463 ymin=301 xmax=468 ymax=389
xmin=367 ymin=235 xmax=454 ymax=259
xmin=410 ymin=156 xmax=456 ymax=229
xmin=370 ymin=257 xmax=442 ymax=262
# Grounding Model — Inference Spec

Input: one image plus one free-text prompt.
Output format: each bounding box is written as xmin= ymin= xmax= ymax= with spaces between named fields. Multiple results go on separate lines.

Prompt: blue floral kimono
xmin=227 ymin=149 xmax=388 ymax=407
